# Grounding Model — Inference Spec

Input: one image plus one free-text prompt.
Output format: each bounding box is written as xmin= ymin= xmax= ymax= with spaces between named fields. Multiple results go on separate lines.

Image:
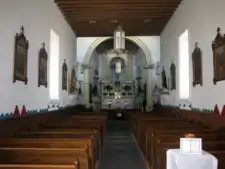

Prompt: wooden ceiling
xmin=55 ymin=0 xmax=182 ymax=37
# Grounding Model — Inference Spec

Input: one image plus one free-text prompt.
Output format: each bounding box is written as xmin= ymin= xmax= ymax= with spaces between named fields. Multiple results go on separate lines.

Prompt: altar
xmin=100 ymin=81 xmax=134 ymax=109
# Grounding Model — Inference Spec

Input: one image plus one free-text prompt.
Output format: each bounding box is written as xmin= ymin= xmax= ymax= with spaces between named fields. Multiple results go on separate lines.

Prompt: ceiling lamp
xmin=114 ymin=25 xmax=125 ymax=51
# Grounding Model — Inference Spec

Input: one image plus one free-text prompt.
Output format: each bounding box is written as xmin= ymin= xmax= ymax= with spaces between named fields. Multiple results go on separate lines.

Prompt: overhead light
xmin=89 ymin=20 xmax=96 ymax=24
xmin=113 ymin=25 xmax=125 ymax=50
xmin=144 ymin=19 xmax=152 ymax=23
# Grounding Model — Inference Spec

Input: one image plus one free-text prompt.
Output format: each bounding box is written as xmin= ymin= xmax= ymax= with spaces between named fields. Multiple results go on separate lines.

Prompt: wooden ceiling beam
xmin=75 ymin=31 xmax=160 ymax=37
xmin=55 ymin=0 xmax=182 ymax=37
xmin=69 ymin=17 xmax=167 ymax=23
xmin=64 ymin=12 xmax=171 ymax=20
xmin=62 ymin=8 xmax=176 ymax=13
xmin=73 ymin=24 xmax=164 ymax=29
xmin=72 ymin=23 xmax=164 ymax=34
xmin=58 ymin=4 xmax=179 ymax=8
xmin=63 ymin=9 xmax=175 ymax=13
xmin=55 ymin=0 xmax=181 ymax=4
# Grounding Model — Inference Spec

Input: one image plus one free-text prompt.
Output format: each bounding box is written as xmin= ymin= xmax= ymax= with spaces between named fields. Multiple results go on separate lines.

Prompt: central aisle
xmin=98 ymin=120 xmax=148 ymax=169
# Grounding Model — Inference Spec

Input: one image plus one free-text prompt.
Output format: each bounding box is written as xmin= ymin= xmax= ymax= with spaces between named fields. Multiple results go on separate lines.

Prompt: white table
xmin=167 ymin=149 xmax=218 ymax=169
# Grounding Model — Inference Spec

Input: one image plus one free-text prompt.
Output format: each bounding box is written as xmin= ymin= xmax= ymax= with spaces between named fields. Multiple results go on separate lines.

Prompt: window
xmin=179 ymin=30 xmax=190 ymax=99
xmin=49 ymin=29 xmax=59 ymax=100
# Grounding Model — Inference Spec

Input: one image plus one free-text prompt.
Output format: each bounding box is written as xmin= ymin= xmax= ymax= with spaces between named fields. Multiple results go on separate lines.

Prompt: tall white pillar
xmin=83 ymin=66 xmax=91 ymax=106
xmin=145 ymin=66 xmax=154 ymax=111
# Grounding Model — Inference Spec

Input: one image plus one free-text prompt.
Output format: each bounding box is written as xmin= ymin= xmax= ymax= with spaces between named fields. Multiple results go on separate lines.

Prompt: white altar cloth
xmin=166 ymin=149 xmax=218 ymax=169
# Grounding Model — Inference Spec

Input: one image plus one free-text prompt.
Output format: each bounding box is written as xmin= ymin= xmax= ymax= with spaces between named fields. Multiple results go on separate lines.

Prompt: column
xmin=83 ymin=65 xmax=91 ymax=107
xmin=145 ymin=64 xmax=154 ymax=112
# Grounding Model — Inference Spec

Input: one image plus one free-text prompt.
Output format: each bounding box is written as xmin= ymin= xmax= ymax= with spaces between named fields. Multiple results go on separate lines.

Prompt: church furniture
xmin=0 ymin=148 xmax=83 ymax=169
xmin=15 ymin=133 xmax=97 ymax=169
xmin=0 ymin=164 xmax=79 ymax=169
xmin=129 ymin=110 xmax=225 ymax=169
xmin=0 ymin=139 xmax=90 ymax=169
xmin=166 ymin=149 xmax=217 ymax=169
xmin=0 ymin=106 xmax=107 ymax=169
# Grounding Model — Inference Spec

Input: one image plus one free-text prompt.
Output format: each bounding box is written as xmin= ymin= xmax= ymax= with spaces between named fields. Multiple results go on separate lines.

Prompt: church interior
xmin=0 ymin=0 xmax=225 ymax=169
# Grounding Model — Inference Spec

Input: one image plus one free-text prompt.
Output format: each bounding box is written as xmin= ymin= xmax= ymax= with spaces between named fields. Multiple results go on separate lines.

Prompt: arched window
xmin=49 ymin=29 xmax=59 ymax=100
xmin=179 ymin=30 xmax=190 ymax=99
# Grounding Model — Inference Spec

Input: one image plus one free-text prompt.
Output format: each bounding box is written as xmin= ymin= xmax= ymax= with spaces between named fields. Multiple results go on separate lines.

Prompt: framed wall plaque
xmin=192 ymin=42 xmax=203 ymax=87
xmin=212 ymin=27 xmax=225 ymax=85
xmin=170 ymin=62 xmax=176 ymax=90
xmin=62 ymin=59 xmax=68 ymax=90
xmin=13 ymin=26 xmax=29 ymax=84
xmin=38 ymin=43 xmax=48 ymax=87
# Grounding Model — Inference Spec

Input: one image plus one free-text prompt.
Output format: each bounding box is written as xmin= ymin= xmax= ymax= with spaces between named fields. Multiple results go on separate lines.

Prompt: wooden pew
xmin=0 ymin=108 xmax=107 ymax=169
xmin=0 ymin=139 xmax=90 ymax=169
xmin=25 ymin=130 xmax=101 ymax=160
xmin=141 ymin=123 xmax=212 ymax=158
xmin=145 ymin=127 xmax=220 ymax=168
xmin=0 ymin=164 xmax=79 ymax=169
xmin=43 ymin=121 xmax=105 ymax=147
xmin=37 ymin=128 xmax=102 ymax=151
xmin=0 ymin=148 xmax=85 ymax=169
xmin=12 ymin=134 xmax=97 ymax=169
xmin=129 ymin=112 xmax=225 ymax=169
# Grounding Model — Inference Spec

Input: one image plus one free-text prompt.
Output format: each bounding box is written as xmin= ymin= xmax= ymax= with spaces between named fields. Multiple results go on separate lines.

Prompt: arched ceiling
xmin=95 ymin=38 xmax=139 ymax=53
xmin=55 ymin=0 xmax=182 ymax=37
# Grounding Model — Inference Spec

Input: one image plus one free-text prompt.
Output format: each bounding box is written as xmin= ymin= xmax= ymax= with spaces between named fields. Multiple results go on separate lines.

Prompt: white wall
xmin=0 ymin=0 xmax=77 ymax=114
xmin=160 ymin=0 xmax=225 ymax=110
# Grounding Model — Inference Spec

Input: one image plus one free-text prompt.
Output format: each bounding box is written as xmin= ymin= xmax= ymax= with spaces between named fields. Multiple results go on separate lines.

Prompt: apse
xmin=89 ymin=38 xmax=148 ymax=110
xmin=90 ymin=38 xmax=147 ymax=82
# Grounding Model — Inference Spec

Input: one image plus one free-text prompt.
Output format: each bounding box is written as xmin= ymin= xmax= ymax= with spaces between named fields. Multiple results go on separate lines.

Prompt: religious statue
xmin=70 ymin=66 xmax=76 ymax=93
xmin=92 ymin=69 xmax=99 ymax=96
xmin=161 ymin=67 xmax=167 ymax=89
xmin=170 ymin=63 xmax=176 ymax=90
xmin=136 ymin=66 xmax=142 ymax=78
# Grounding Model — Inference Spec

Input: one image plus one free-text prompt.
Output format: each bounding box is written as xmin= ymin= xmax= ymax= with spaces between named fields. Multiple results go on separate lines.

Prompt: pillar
xmin=83 ymin=65 xmax=91 ymax=107
xmin=145 ymin=65 xmax=154 ymax=112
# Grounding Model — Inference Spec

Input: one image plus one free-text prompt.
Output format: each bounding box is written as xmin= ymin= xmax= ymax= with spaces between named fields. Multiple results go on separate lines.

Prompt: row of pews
xmin=129 ymin=111 xmax=225 ymax=169
xmin=0 ymin=109 xmax=107 ymax=169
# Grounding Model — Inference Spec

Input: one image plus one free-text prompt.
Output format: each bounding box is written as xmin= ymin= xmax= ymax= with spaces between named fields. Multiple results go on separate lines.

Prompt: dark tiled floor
xmin=98 ymin=120 xmax=148 ymax=169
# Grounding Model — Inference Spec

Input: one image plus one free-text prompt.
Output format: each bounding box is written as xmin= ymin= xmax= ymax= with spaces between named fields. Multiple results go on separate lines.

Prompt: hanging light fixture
xmin=114 ymin=25 xmax=125 ymax=50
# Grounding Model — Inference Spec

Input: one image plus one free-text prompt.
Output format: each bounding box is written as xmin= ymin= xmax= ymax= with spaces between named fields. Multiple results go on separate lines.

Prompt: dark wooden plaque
xmin=170 ymin=62 xmax=176 ymax=90
xmin=192 ymin=42 xmax=203 ymax=87
xmin=13 ymin=26 xmax=29 ymax=84
xmin=212 ymin=27 xmax=225 ymax=85
xmin=38 ymin=43 xmax=48 ymax=87
xmin=62 ymin=59 xmax=68 ymax=90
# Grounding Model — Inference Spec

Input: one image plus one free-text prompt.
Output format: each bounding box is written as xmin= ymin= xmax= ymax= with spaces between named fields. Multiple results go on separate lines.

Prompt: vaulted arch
xmin=83 ymin=37 xmax=153 ymax=111
xmin=83 ymin=37 xmax=152 ymax=65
